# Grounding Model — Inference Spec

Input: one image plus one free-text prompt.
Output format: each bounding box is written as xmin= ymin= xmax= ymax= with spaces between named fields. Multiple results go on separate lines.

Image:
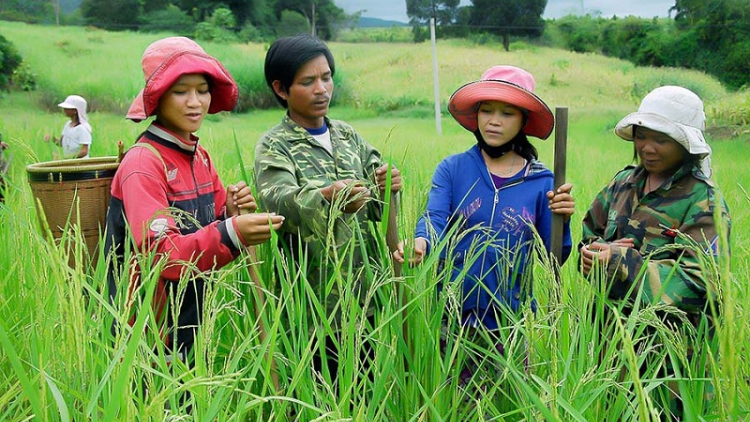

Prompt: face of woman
xmin=634 ymin=126 xmax=687 ymax=177
xmin=477 ymin=101 xmax=524 ymax=147
xmin=156 ymin=73 xmax=211 ymax=140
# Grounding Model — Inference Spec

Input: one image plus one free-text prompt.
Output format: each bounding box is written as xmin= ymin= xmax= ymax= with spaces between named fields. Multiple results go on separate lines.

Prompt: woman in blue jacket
xmin=395 ymin=65 xmax=575 ymax=331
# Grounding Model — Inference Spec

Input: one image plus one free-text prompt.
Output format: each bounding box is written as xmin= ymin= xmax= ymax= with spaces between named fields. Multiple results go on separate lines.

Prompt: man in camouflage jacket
xmin=254 ymin=34 xmax=401 ymax=322
xmin=255 ymin=114 xmax=391 ymax=313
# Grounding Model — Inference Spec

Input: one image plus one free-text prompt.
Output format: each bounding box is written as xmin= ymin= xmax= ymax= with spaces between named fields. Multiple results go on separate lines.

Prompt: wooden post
xmin=551 ymin=107 xmax=568 ymax=264
xmin=240 ymin=210 xmax=280 ymax=391
xmin=384 ymin=171 xmax=409 ymax=352
xmin=385 ymin=191 xmax=401 ymax=278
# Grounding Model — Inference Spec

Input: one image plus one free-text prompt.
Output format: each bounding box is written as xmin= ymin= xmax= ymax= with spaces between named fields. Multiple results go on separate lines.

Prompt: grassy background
xmin=0 ymin=20 xmax=748 ymax=421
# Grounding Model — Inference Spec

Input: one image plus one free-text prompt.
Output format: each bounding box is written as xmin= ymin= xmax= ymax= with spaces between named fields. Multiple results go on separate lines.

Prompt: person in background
xmin=0 ymin=136 xmax=8 ymax=203
xmin=45 ymin=94 xmax=92 ymax=158
xmin=579 ymin=86 xmax=731 ymax=420
xmin=104 ymin=36 xmax=284 ymax=366
xmin=254 ymin=33 xmax=402 ymax=379
xmin=394 ymin=65 xmax=575 ymax=386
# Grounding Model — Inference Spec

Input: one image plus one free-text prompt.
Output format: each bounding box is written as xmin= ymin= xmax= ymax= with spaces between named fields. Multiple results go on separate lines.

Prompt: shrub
xmin=0 ymin=34 xmax=22 ymax=91
xmin=11 ymin=61 xmax=37 ymax=91
xmin=139 ymin=5 xmax=195 ymax=36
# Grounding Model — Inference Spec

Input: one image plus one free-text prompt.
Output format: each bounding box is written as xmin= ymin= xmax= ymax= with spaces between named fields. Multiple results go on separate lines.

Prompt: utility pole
xmin=430 ymin=17 xmax=442 ymax=135
xmin=53 ymin=0 xmax=60 ymax=25
xmin=311 ymin=1 xmax=316 ymax=36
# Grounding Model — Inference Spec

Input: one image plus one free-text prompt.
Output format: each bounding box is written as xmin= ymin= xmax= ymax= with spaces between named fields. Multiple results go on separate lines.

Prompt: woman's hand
xmin=579 ymin=238 xmax=636 ymax=275
xmin=234 ymin=212 xmax=284 ymax=246
xmin=225 ymin=181 xmax=257 ymax=217
xmin=547 ymin=183 xmax=575 ymax=220
xmin=393 ymin=237 xmax=427 ymax=266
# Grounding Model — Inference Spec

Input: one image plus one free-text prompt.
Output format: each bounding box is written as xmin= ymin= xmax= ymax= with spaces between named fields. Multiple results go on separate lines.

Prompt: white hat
xmin=58 ymin=95 xmax=92 ymax=133
xmin=615 ymin=86 xmax=711 ymax=177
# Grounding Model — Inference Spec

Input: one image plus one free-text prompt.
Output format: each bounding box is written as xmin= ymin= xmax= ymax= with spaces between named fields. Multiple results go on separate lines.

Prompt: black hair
xmin=264 ymin=33 xmax=336 ymax=108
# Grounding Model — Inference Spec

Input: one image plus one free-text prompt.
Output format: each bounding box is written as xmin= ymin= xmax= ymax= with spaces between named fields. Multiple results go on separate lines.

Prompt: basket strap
xmin=128 ymin=143 xmax=167 ymax=177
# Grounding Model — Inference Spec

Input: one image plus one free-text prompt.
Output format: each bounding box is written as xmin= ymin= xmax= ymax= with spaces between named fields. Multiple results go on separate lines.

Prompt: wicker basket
xmin=27 ymin=156 xmax=119 ymax=266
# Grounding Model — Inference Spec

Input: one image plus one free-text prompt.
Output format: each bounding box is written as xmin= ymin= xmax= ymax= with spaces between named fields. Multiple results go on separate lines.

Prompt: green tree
xmin=139 ymin=4 xmax=195 ymax=35
xmin=0 ymin=0 xmax=53 ymax=22
xmin=176 ymin=0 xmax=256 ymax=28
xmin=405 ymin=0 xmax=460 ymax=42
xmin=80 ymin=0 xmax=141 ymax=30
xmin=469 ymin=0 xmax=546 ymax=51
xmin=672 ymin=0 xmax=750 ymax=88
xmin=275 ymin=9 xmax=310 ymax=37
xmin=273 ymin=0 xmax=345 ymax=40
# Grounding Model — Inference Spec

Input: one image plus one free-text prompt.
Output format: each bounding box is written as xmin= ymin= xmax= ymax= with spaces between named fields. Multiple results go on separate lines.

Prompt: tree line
xmin=0 ymin=0 xmax=748 ymax=89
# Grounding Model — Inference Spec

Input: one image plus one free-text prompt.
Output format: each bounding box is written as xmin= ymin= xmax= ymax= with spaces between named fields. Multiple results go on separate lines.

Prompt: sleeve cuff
xmin=222 ymin=217 xmax=246 ymax=250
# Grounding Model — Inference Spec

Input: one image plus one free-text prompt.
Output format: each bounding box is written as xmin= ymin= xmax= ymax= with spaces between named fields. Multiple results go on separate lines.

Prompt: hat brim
xmin=57 ymin=101 xmax=77 ymax=109
xmin=448 ymin=79 xmax=554 ymax=140
xmin=126 ymin=51 xmax=239 ymax=122
xmin=614 ymin=112 xmax=710 ymax=157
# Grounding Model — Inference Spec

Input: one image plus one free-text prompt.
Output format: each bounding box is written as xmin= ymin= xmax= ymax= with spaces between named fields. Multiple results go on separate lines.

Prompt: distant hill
xmin=358 ymin=16 xmax=408 ymax=28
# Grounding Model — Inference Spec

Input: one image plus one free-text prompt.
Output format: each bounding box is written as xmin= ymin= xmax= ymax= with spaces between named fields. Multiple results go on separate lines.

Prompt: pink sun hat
xmin=448 ymin=65 xmax=554 ymax=139
xmin=126 ymin=36 xmax=239 ymax=122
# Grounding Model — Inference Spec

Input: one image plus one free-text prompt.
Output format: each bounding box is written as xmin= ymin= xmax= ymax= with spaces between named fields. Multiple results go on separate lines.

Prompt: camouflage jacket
xmin=580 ymin=163 xmax=731 ymax=314
xmin=254 ymin=114 xmax=385 ymax=313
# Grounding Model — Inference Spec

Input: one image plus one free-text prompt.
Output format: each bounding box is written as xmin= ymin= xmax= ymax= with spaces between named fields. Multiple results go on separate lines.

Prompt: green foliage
xmin=209 ymin=7 xmax=236 ymax=30
xmin=0 ymin=0 xmax=52 ymax=23
xmin=406 ymin=0 xmax=461 ymax=42
xmin=138 ymin=4 xmax=195 ymax=35
xmin=80 ymin=0 xmax=141 ymax=30
xmin=11 ymin=61 xmax=37 ymax=91
xmin=276 ymin=9 xmax=310 ymax=37
xmin=336 ymin=27 xmax=413 ymax=44
xmin=272 ymin=0 xmax=346 ymax=40
xmin=469 ymin=0 xmax=547 ymax=50
xmin=548 ymin=1 xmax=750 ymax=90
xmin=0 ymin=34 xmax=22 ymax=91
xmin=194 ymin=8 xmax=240 ymax=43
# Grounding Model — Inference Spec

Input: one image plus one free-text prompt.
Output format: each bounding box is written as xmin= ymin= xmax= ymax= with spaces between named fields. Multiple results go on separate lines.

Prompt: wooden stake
xmin=240 ymin=210 xmax=280 ymax=392
xmin=551 ymin=107 xmax=568 ymax=264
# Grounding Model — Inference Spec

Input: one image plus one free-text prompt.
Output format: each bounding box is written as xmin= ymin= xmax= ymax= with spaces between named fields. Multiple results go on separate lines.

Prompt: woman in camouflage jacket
xmin=579 ymin=86 xmax=731 ymax=420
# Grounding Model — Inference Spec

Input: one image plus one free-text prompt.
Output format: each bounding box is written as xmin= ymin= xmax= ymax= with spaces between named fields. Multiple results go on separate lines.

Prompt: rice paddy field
xmin=0 ymin=21 xmax=748 ymax=421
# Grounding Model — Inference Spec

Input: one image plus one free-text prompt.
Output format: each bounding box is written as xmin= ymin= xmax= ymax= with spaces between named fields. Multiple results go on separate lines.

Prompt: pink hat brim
xmin=126 ymin=51 xmax=239 ymax=122
xmin=448 ymin=80 xmax=554 ymax=140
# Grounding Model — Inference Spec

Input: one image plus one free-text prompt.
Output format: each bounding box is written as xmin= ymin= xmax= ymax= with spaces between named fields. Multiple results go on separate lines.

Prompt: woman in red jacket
xmin=105 ymin=37 xmax=284 ymax=363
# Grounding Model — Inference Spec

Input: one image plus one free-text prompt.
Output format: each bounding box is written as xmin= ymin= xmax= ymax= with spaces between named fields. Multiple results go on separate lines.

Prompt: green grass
xmin=1 ymin=21 xmax=749 ymax=421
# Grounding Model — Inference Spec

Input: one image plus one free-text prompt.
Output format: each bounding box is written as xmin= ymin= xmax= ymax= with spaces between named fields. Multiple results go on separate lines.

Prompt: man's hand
xmin=375 ymin=164 xmax=402 ymax=193
xmin=321 ymin=179 xmax=371 ymax=213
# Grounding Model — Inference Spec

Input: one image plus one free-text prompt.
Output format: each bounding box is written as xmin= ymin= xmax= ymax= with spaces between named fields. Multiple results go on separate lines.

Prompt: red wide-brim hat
xmin=448 ymin=65 xmax=554 ymax=140
xmin=126 ymin=37 xmax=238 ymax=122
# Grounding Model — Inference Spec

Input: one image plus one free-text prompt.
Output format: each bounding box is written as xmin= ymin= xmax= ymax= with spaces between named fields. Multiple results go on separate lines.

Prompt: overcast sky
xmin=334 ymin=0 xmax=676 ymax=22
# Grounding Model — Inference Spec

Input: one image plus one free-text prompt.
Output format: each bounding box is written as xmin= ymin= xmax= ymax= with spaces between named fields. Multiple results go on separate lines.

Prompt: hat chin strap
xmin=475 ymin=130 xmax=516 ymax=158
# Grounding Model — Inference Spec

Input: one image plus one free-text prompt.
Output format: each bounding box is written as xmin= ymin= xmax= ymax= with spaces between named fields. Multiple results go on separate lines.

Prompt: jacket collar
xmin=145 ymin=123 xmax=198 ymax=154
